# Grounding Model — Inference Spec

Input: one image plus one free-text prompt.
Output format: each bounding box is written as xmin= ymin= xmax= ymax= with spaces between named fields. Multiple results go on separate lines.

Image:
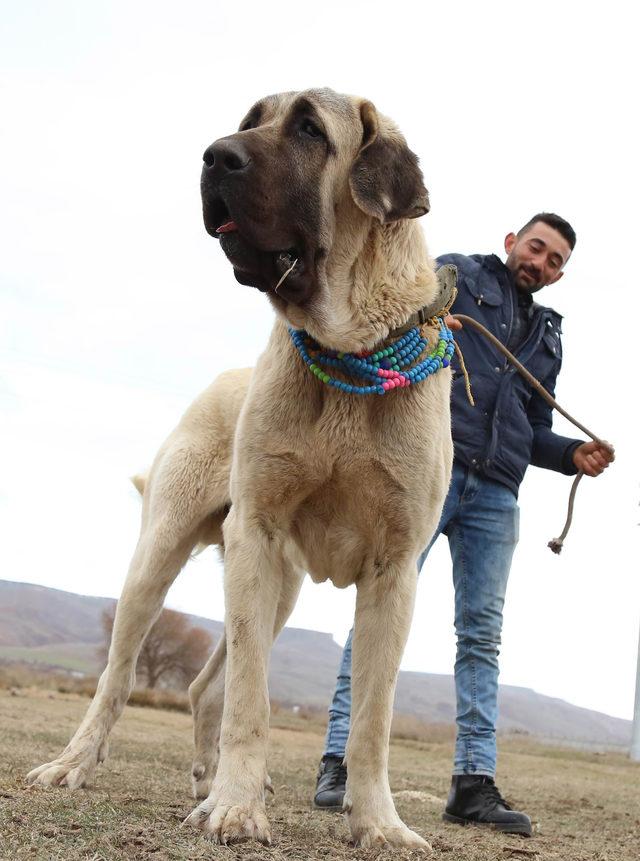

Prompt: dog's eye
xmin=300 ymin=119 xmax=324 ymax=140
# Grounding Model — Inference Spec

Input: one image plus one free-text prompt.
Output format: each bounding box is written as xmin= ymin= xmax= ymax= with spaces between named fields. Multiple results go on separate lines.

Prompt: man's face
xmin=504 ymin=221 xmax=572 ymax=293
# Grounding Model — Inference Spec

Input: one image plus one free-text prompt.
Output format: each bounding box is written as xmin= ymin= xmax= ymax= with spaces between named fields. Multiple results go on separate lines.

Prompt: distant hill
xmin=0 ymin=580 xmax=115 ymax=647
xmin=0 ymin=580 xmax=632 ymax=747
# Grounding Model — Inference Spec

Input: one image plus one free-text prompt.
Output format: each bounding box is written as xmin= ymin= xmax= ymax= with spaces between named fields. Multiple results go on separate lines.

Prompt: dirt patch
xmin=1 ymin=690 xmax=638 ymax=860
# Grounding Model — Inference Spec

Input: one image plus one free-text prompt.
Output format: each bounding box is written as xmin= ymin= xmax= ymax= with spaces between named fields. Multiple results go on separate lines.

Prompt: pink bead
xmin=382 ymin=382 xmax=391 ymax=391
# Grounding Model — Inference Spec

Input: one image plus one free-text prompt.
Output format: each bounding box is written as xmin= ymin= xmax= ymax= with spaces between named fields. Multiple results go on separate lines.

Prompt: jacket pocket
xmin=465 ymin=274 xmax=503 ymax=307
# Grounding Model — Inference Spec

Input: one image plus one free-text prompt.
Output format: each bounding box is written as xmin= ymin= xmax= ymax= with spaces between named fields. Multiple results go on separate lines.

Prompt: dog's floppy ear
xmin=349 ymin=100 xmax=430 ymax=224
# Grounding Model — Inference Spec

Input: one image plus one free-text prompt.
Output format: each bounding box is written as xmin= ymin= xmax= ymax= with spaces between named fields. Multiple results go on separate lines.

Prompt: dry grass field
xmin=1 ymin=689 xmax=638 ymax=861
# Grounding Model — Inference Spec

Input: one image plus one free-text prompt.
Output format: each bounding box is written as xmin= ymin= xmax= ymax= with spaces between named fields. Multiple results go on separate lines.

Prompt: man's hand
xmin=572 ymin=440 xmax=615 ymax=477
xmin=444 ymin=314 xmax=463 ymax=331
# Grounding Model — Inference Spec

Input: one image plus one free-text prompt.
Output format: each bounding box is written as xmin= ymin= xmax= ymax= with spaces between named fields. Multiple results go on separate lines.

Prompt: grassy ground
xmin=1 ymin=689 xmax=638 ymax=861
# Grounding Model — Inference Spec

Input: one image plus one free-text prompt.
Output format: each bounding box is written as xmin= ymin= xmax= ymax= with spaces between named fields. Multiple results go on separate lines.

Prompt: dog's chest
xmin=289 ymin=451 xmax=429 ymax=586
xmin=241 ymin=375 xmax=451 ymax=587
xmin=287 ymin=400 xmax=435 ymax=586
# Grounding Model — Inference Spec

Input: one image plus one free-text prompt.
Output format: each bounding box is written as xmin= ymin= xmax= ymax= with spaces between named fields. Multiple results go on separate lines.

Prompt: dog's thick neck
xmin=283 ymin=213 xmax=439 ymax=353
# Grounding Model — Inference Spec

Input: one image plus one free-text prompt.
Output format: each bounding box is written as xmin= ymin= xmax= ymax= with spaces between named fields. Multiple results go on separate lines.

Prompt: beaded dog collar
xmin=290 ymin=319 xmax=454 ymax=396
xmin=289 ymin=264 xmax=458 ymax=396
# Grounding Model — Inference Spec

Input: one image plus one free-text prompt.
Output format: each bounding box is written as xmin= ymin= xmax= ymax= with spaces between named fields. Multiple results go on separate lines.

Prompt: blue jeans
xmin=323 ymin=461 xmax=520 ymax=777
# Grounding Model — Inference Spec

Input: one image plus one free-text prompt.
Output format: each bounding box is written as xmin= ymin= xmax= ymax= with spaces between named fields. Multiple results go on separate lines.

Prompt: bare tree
xmin=99 ymin=607 xmax=213 ymax=690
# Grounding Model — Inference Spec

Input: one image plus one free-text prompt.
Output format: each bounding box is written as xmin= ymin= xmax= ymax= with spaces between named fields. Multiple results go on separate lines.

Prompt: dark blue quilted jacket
xmin=437 ymin=252 xmax=582 ymax=497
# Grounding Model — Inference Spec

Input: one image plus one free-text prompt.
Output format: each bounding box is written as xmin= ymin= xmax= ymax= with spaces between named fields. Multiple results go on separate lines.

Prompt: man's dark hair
xmin=517 ymin=212 xmax=576 ymax=251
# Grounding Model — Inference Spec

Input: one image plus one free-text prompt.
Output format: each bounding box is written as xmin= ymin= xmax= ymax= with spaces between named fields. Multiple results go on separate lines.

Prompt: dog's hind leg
xmin=26 ymin=441 xmax=229 ymax=790
xmin=189 ymin=565 xmax=303 ymax=800
xmin=345 ymin=562 xmax=431 ymax=850
xmin=189 ymin=632 xmax=227 ymax=799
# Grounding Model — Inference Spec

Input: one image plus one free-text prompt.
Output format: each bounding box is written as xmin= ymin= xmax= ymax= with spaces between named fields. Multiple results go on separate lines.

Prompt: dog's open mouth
xmin=203 ymin=195 xmax=308 ymax=299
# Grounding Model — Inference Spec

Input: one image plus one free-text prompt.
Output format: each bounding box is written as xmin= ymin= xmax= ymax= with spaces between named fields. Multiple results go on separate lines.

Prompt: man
xmin=313 ymin=213 xmax=614 ymax=836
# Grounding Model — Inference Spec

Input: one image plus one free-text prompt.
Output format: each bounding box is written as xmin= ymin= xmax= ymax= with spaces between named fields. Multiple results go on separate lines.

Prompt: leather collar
xmin=389 ymin=263 xmax=458 ymax=338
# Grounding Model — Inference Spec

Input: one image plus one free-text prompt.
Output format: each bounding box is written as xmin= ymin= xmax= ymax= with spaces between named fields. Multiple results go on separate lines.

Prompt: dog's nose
xmin=202 ymin=138 xmax=251 ymax=175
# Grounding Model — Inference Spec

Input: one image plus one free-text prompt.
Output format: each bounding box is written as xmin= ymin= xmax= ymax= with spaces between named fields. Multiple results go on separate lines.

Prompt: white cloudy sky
xmin=1 ymin=1 xmax=639 ymax=722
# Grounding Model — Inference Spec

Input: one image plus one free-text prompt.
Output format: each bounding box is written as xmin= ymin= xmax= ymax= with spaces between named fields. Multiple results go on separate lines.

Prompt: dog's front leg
xmin=345 ymin=562 xmax=431 ymax=850
xmin=185 ymin=508 xmax=289 ymax=845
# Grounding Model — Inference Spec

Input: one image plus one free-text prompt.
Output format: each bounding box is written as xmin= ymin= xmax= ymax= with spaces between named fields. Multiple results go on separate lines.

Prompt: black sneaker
xmin=313 ymin=755 xmax=347 ymax=810
xmin=442 ymin=775 xmax=532 ymax=836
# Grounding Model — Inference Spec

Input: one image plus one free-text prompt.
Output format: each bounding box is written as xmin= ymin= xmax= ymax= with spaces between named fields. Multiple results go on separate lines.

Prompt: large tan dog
xmin=27 ymin=88 xmax=453 ymax=849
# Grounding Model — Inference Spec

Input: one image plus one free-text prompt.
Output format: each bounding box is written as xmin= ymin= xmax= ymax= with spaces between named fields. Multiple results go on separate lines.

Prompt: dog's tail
xmin=130 ymin=472 xmax=148 ymax=497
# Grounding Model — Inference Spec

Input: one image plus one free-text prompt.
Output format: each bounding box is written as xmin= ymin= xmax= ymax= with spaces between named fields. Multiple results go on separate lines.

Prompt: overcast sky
xmin=1 ymin=1 xmax=639 ymax=723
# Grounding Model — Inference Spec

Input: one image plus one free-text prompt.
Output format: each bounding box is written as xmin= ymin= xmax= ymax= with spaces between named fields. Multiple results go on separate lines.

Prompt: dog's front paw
xmin=184 ymin=795 xmax=271 ymax=845
xmin=349 ymin=819 xmax=431 ymax=850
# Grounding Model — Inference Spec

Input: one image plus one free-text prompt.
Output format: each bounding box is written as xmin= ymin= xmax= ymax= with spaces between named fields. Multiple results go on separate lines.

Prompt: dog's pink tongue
xmin=216 ymin=221 xmax=238 ymax=234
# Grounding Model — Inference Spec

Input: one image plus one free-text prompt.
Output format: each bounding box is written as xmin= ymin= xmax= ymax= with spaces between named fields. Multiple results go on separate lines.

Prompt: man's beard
xmin=516 ymin=265 xmax=544 ymax=293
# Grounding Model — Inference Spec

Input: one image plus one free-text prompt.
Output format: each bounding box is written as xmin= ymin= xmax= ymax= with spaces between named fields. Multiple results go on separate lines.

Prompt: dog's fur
xmin=27 ymin=89 xmax=453 ymax=849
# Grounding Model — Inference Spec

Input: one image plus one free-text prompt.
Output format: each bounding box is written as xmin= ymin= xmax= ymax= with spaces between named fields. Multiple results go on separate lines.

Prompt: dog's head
xmin=201 ymin=88 xmax=429 ymax=314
